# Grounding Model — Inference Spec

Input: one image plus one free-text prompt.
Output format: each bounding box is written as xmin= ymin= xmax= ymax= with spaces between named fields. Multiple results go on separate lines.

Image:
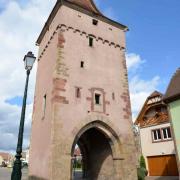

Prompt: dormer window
xmin=92 ymin=19 xmax=98 ymax=25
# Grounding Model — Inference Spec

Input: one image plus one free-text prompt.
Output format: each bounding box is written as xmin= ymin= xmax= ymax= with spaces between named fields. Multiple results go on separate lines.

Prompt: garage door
xmin=147 ymin=155 xmax=179 ymax=176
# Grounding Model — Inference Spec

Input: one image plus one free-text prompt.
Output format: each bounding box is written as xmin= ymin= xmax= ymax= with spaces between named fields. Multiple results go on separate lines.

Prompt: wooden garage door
xmin=147 ymin=155 xmax=179 ymax=176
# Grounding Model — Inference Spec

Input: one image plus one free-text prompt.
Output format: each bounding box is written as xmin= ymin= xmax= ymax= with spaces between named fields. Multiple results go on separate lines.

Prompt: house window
xmin=89 ymin=37 xmax=93 ymax=47
xmin=162 ymin=127 xmax=172 ymax=140
xmin=43 ymin=94 xmax=46 ymax=117
xmin=95 ymin=94 xmax=101 ymax=105
xmin=152 ymin=129 xmax=161 ymax=141
xmin=92 ymin=19 xmax=98 ymax=25
xmin=76 ymin=88 xmax=81 ymax=98
xmin=80 ymin=61 xmax=84 ymax=68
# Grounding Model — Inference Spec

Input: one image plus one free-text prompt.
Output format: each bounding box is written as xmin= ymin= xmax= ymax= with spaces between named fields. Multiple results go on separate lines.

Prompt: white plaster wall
xmin=140 ymin=123 xmax=176 ymax=157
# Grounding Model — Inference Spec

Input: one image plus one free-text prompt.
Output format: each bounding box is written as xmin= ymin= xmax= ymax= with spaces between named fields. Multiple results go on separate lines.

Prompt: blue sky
xmin=97 ymin=0 xmax=180 ymax=92
xmin=0 ymin=0 xmax=179 ymax=152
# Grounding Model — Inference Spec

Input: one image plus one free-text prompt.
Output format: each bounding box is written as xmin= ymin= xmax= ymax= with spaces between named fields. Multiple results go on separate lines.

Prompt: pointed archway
xmin=71 ymin=121 xmax=124 ymax=180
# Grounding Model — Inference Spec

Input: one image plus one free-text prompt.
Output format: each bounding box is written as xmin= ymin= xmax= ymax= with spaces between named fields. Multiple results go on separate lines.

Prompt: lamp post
xmin=11 ymin=52 xmax=36 ymax=180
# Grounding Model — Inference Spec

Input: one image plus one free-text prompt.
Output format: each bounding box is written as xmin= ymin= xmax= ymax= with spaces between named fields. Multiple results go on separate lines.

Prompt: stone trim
xmin=70 ymin=118 xmax=126 ymax=179
xmin=87 ymin=87 xmax=110 ymax=114
xmin=36 ymin=0 xmax=128 ymax=45
xmin=51 ymin=78 xmax=69 ymax=104
xmin=38 ymin=24 xmax=126 ymax=61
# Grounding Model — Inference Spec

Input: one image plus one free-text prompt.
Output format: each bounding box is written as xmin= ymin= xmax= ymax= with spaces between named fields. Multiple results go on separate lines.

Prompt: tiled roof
xmin=0 ymin=152 xmax=12 ymax=161
xmin=164 ymin=68 xmax=180 ymax=103
xmin=74 ymin=147 xmax=81 ymax=156
xmin=135 ymin=91 xmax=170 ymax=128
xmin=67 ymin=0 xmax=101 ymax=15
xmin=149 ymin=91 xmax=163 ymax=99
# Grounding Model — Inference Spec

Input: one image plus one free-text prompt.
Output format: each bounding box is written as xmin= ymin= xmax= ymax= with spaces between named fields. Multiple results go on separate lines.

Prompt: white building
xmin=135 ymin=91 xmax=179 ymax=176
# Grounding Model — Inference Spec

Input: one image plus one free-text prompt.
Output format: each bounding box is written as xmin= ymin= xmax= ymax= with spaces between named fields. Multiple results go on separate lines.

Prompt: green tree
xmin=140 ymin=155 xmax=146 ymax=169
xmin=137 ymin=155 xmax=148 ymax=180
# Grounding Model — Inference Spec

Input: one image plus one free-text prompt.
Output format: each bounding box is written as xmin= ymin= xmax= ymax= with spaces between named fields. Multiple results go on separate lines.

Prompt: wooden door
xmin=147 ymin=155 xmax=179 ymax=176
xmin=166 ymin=155 xmax=179 ymax=176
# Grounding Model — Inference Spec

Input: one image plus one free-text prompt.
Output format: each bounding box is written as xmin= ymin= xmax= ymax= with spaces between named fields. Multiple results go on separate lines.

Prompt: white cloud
xmin=126 ymin=53 xmax=160 ymax=121
xmin=0 ymin=0 xmax=55 ymax=152
xmin=126 ymin=53 xmax=145 ymax=71
xmin=129 ymin=76 xmax=160 ymax=120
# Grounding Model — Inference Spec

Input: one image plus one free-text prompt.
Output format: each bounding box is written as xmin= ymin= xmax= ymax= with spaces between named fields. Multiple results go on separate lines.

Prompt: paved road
xmin=0 ymin=168 xmax=28 ymax=180
xmin=1 ymin=168 xmax=179 ymax=180
xmin=73 ymin=171 xmax=83 ymax=180
xmin=146 ymin=176 xmax=179 ymax=180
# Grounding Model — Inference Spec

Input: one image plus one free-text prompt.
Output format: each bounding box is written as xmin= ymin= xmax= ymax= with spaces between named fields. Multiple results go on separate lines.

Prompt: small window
xmin=76 ymin=88 xmax=81 ymax=98
xmin=162 ymin=127 xmax=172 ymax=140
xmin=80 ymin=61 xmax=84 ymax=68
xmin=152 ymin=129 xmax=161 ymax=141
xmin=89 ymin=37 xmax=93 ymax=47
xmin=43 ymin=94 xmax=47 ymax=117
xmin=95 ymin=94 xmax=101 ymax=105
xmin=112 ymin=92 xmax=115 ymax=100
xmin=92 ymin=19 xmax=98 ymax=25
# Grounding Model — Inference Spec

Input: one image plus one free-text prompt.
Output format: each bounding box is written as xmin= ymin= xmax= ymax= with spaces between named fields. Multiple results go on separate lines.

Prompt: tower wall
xmin=29 ymin=5 xmax=137 ymax=180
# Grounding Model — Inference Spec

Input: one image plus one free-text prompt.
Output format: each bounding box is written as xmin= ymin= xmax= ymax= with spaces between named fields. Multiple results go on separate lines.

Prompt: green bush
xmin=140 ymin=155 xmax=146 ymax=169
xmin=137 ymin=155 xmax=148 ymax=180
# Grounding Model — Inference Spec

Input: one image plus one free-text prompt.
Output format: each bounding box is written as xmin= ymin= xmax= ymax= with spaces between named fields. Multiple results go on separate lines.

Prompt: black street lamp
xmin=11 ymin=52 xmax=36 ymax=180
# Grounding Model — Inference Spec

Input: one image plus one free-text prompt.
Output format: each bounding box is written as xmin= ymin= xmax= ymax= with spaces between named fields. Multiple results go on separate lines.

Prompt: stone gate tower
xmin=29 ymin=0 xmax=137 ymax=179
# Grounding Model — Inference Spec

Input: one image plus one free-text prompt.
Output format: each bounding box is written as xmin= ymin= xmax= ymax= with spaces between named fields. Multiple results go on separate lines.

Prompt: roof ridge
xmin=164 ymin=67 xmax=180 ymax=102
xmin=66 ymin=0 xmax=102 ymax=15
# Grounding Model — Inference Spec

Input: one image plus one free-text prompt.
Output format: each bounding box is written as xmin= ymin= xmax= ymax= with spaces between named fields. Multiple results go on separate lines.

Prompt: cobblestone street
xmin=0 ymin=168 xmax=28 ymax=180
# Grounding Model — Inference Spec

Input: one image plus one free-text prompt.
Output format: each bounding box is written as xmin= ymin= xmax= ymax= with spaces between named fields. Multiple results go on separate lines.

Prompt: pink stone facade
xmin=29 ymin=3 xmax=137 ymax=180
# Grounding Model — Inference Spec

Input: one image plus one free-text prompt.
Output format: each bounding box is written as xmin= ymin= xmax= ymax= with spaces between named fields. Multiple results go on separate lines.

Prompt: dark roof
xmin=134 ymin=91 xmax=169 ymax=127
xmin=36 ymin=0 xmax=128 ymax=45
xmin=66 ymin=0 xmax=102 ymax=15
xmin=149 ymin=91 xmax=163 ymax=99
xmin=164 ymin=68 xmax=180 ymax=103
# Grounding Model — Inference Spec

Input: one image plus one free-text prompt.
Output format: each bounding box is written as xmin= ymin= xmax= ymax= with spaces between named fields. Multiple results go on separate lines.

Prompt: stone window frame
xmin=88 ymin=88 xmax=106 ymax=114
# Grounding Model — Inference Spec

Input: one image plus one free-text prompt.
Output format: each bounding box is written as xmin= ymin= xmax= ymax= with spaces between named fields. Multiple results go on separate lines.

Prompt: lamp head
xmin=23 ymin=51 xmax=36 ymax=71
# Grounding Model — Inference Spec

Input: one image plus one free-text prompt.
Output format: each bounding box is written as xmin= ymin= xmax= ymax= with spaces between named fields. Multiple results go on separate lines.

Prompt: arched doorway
xmin=71 ymin=121 xmax=122 ymax=180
